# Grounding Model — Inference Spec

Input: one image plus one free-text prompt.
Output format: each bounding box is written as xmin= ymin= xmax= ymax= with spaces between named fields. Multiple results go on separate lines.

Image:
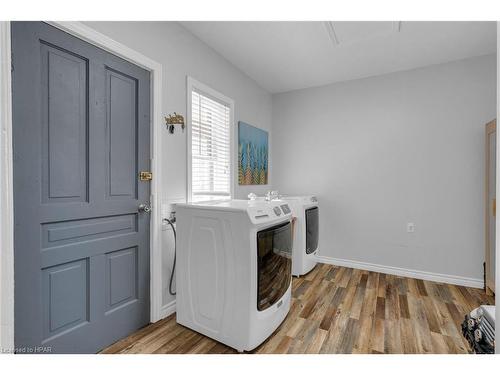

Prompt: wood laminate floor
xmin=101 ymin=264 xmax=494 ymax=354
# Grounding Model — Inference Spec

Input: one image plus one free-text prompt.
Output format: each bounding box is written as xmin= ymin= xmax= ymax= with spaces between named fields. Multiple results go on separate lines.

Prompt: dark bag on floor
xmin=461 ymin=314 xmax=495 ymax=354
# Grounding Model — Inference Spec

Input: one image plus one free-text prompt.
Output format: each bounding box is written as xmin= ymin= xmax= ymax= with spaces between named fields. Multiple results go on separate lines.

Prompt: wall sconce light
xmin=165 ymin=112 xmax=185 ymax=134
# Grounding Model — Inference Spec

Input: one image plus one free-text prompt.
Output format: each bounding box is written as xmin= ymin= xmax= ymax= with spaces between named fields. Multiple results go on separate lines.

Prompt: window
xmin=187 ymin=78 xmax=234 ymax=202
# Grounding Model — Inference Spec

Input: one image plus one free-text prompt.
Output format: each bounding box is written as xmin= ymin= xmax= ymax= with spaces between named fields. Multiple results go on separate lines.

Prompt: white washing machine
xmin=281 ymin=195 xmax=319 ymax=276
xmin=175 ymin=199 xmax=293 ymax=352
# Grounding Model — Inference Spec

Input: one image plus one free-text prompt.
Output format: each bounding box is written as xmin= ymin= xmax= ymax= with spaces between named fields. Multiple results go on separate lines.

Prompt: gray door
xmin=12 ymin=22 xmax=151 ymax=353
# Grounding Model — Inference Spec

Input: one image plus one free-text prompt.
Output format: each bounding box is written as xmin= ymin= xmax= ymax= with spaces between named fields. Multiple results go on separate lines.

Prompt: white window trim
xmin=186 ymin=77 xmax=235 ymax=203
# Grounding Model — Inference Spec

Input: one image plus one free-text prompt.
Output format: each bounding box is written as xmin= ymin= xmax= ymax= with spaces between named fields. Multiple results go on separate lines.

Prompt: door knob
xmin=138 ymin=203 xmax=152 ymax=213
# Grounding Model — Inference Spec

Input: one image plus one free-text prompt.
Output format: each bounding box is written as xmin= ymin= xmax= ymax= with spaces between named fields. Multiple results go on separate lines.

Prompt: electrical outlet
xmin=161 ymin=198 xmax=184 ymax=230
xmin=407 ymin=223 xmax=415 ymax=233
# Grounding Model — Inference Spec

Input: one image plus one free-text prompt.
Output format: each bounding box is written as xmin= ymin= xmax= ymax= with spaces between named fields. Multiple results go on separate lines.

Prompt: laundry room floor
xmin=101 ymin=264 xmax=494 ymax=354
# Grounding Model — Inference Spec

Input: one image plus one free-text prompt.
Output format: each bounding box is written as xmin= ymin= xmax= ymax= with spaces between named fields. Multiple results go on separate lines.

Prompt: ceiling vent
xmin=324 ymin=21 xmax=402 ymax=46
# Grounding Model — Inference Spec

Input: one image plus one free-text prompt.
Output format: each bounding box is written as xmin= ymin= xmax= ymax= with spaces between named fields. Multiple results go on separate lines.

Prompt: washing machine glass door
xmin=256 ymin=221 xmax=292 ymax=311
xmin=305 ymin=207 xmax=319 ymax=254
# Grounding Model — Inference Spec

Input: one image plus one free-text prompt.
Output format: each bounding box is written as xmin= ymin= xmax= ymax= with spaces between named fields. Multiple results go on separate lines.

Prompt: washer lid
xmin=177 ymin=199 xmax=293 ymax=223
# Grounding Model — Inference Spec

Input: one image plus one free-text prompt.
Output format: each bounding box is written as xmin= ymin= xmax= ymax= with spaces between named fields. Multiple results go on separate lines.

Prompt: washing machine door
xmin=256 ymin=221 xmax=292 ymax=311
xmin=305 ymin=207 xmax=319 ymax=254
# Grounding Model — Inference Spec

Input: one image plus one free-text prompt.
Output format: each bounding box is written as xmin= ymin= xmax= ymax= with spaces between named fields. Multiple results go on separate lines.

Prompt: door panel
xmin=106 ymin=68 xmax=139 ymax=200
xmin=42 ymin=259 xmax=89 ymax=341
xmin=41 ymin=42 xmax=89 ymax=204
xmin=12 ymin=22 xmax=151 ymax=353
xmin=105 ymin=247 xmax=138 ymax=311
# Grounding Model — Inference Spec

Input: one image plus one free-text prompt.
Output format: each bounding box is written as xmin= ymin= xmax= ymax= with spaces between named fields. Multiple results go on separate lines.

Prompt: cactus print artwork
xmin=238 ymin=121 xmax=268 ymax=185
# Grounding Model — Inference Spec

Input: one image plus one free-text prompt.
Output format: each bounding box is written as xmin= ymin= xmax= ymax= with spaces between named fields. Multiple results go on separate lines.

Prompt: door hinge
xmin=493 ymin=198 xmax=496 ymax=217
xmin=139 ymin=171 xmax=153 ymax=181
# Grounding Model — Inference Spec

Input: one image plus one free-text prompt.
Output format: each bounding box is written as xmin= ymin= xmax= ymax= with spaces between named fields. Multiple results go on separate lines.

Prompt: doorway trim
xmin=485 ymin=119 xmax=496 ymax=296
xmin=0 ymin=21 xmax=164 ymax=351
xmin=0 ymin=21 xmax=15 ymax=352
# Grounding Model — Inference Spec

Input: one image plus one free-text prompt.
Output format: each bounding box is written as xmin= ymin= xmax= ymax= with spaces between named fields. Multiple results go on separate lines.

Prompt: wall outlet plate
xmin=161 ymin=199 xmax=184 ymax=218
xmin=407 ymin=223 xmax=415 ymax=233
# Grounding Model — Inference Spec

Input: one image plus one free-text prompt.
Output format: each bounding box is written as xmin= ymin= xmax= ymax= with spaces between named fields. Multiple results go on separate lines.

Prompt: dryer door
xmin=305 ymin=207 xmax=319 ymax=254
xmin=256 ymin=221 xmax=292 ymax=311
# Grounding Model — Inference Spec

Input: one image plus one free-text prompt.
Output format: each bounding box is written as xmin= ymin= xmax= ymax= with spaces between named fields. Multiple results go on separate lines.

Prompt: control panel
xmin=280 ymin=204 xmax=291 ymax=215
xmin=247 ymin=202 xmax=292 ymax=224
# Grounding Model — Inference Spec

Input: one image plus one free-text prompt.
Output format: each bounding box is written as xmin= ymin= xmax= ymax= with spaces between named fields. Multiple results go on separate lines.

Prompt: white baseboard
xmin=158 ymin=300 xmax=176 ymax=321
xmin=316 ymin=255 xmax=484 ymax=289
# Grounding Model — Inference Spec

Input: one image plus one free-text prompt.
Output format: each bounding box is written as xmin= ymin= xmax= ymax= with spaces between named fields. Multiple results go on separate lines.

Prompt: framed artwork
xmin=238 ymin=121 xmax=268 ymax=185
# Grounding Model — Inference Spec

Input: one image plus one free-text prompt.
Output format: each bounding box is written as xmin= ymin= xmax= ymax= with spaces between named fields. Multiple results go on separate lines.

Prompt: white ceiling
xmin=180 ymin=21 xmax=497 ymax=93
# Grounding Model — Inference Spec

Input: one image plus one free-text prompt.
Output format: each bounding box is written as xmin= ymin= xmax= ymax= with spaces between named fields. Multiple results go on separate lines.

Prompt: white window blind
xmin=190 ymin=88 xmax=231 ymax=202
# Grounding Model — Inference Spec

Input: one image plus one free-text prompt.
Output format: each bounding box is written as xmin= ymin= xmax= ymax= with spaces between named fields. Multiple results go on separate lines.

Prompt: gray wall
xmin=272 ymin=55 xmax=496 ymax=281
xmin=84 ymin=22 xmax=272 ymax=309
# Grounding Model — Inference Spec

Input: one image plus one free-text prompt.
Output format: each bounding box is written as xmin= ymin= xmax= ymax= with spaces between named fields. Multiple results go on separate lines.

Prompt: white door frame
xmin=0 ymin=21 xmax=164 ymax=352
xmin=0 ymin=21 xmax=15 ymax=353
xmin=496 ymin=20 xmax=500 ymax=355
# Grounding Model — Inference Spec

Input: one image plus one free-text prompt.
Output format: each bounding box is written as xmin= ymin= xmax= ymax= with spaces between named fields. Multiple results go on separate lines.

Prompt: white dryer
xmin=281 ymin=195 xmax=319 ymax=276
xmin=175 ymin=199 xmax=293 ymax=352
